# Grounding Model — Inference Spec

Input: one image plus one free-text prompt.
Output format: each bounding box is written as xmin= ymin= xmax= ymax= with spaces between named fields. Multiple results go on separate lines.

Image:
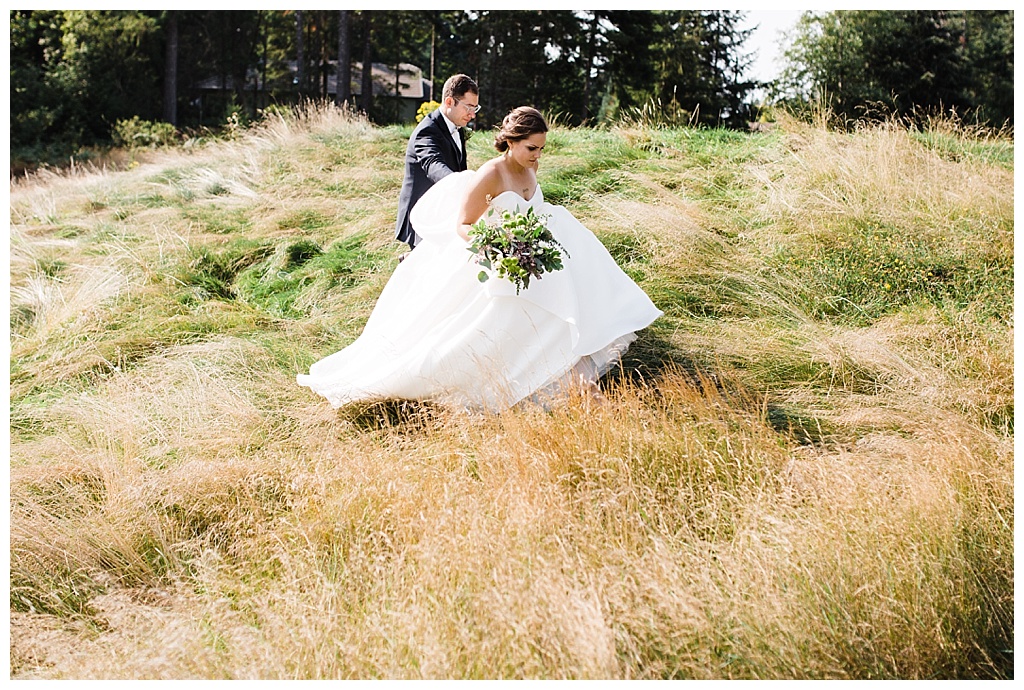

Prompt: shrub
xmin=111 ymin=116 xmax=179 ymax=149
xmin=416 ymin=100 xmax=441 ymax=123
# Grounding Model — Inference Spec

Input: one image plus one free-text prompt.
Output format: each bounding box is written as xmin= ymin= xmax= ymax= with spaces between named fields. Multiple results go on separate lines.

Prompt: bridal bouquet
xmin=468 ymin=206 xmax=568 ymax=294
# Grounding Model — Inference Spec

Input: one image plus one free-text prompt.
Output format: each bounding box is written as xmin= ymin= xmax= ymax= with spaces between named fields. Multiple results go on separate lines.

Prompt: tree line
xmin=776 ymin=10 xmax=1013 ymax=128
xmin=9 ymin=10 xmax=1014 ymax=168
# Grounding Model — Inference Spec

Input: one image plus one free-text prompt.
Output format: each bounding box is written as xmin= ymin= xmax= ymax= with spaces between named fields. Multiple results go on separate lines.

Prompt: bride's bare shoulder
xmin=468 ymin=160 xmax=504 ymax=195
xmin=474 ymin=156 xmax=505 ymax=176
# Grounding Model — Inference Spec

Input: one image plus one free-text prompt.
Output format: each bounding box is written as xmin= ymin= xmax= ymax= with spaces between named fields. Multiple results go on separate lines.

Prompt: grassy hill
xmin=8 ymin=105 xmax=1013 ymax=679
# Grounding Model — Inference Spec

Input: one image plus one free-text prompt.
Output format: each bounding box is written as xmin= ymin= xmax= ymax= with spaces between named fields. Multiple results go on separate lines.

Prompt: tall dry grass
xmin=9 ymin=104 xmax=1013 ymax=678
xmin=10 ymin=359 xmax=1011 ymax=678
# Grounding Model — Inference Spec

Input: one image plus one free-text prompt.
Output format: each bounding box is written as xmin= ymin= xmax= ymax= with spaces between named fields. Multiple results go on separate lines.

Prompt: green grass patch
xmin=9 ymin=382 xmax=82 ymax=443
xmin=78 ymin=223 xmax=145 ymax=251
xmin=94 ymin=191 xmax=179 ymax=219
xmin=9 ymin=562 xmax=104 ymax=619
xmin=170 ymin=233 xmax=388 ymax=319
xmin=598 ymin=231 xmax=652 ymax=282
xmin=320 ymin=172 xmax=398 ymax=197
xmin=175 ymin=239 xmax=275 ymax=303
xmin=276 ymin=210 xmax=334 ymax=233
xmin=911 ymin=130 xmax=1014 ymax=169
xmin=650 ymin=126 xmax=764 ymax=164
xmin=540 ymin=130 xmax=650 ymax=204
xmin=180 ymin=204 xmax=254 ymax=235
xmin=235 ymin=233 xmax=388 ymax=318
xmin=773 ymin=219 xmax=1013 ymax=325
xmin=54 ymin=224 xmax=87 ymax=239
xmin=36 ymin=257 xmax=68 ymax=278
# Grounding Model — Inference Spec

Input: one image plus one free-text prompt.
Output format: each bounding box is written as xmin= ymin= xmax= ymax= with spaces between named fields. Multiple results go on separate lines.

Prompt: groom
xmin=395 ymin=73 xmax=479 ymax=252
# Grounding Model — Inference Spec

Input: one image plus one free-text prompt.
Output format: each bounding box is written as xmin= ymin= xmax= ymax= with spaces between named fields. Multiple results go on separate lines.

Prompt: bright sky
xmin=739 ymin=9 xmax=806 ymax=84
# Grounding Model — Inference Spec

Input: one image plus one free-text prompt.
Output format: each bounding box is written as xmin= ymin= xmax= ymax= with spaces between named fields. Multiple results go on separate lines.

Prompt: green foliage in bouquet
xmin=468 ymin=206 xmax=569 ymax=294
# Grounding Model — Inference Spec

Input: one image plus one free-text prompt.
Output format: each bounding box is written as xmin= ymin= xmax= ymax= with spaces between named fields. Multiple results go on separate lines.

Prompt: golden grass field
xmin=8 ymin=104 xmax=1013 ymax=678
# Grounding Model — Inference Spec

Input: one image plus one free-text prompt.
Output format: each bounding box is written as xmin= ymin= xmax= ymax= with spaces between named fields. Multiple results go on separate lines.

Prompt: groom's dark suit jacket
xmin=395 ymin=108 xmax=468 ymax=247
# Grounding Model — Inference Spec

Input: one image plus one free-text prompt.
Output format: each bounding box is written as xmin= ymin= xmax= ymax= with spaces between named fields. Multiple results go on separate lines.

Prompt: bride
xmin=297 ymin=106 xmax=662 ymax=411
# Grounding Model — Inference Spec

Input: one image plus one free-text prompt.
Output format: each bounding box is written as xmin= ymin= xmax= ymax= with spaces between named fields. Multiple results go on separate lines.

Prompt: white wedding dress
xmin=297 ymin=170 xmax=662 ymax=411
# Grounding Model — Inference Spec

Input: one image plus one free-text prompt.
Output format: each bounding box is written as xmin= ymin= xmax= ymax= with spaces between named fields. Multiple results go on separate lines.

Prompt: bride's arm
xmin=455 ymin=165 xmax=501 ymax=241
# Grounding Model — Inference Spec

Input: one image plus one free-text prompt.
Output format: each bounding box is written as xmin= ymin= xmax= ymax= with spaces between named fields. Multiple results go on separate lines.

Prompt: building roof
xmin=193 ymin=61 xmax=429 ymax=99
xmin=350 ymin=62 xmax=427 ymax=98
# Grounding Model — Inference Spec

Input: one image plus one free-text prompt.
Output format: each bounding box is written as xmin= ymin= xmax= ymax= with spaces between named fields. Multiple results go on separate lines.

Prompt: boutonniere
xmin=461 ymin=125 xmax=474 ymax=142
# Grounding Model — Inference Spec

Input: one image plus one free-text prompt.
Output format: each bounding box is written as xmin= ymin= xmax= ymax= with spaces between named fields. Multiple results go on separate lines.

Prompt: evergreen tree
xmin=631 ymin=10 xmax=755 ymax=127
xmin=337 ymin=10 xmax=351 ymax=106
xmin=163 ymin=10 xmax=178 ymax=125
xmin=28 ymin=10 xmax=1011 ymax=157
xmin=776 ymin=10 xmax=1011 ymax=126
xmin=958 ymin=10 xmax=1014 ymax=126
xmin=600 ymin=11 xmax=661 ymax=117
xmin=10 ymin=10 xmax=72 ymax=157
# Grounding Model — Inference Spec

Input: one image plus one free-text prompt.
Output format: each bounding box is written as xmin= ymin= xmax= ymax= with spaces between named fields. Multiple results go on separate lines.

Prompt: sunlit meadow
xmin=8 ymin=103 xmax=1012 ymax=679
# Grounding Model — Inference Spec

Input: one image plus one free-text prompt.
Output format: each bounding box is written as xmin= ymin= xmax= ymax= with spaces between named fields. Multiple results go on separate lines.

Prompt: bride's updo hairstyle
xmin=494 ymin=106 xmax=548 ymax=152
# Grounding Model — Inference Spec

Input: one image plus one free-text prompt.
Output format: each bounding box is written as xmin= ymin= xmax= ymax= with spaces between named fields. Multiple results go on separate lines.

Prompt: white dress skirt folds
xmin=297 ymin=170 xmax=663 ymax=411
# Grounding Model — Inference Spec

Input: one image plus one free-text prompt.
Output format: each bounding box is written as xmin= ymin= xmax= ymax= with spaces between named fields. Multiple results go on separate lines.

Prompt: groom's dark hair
xmin=442 ymin=74 xmax=478 ymax=102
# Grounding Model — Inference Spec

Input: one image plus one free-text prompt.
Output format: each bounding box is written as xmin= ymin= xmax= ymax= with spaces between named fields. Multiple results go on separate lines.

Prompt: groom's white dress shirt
xmin=440 ymin=110 xmax=462 ymax=153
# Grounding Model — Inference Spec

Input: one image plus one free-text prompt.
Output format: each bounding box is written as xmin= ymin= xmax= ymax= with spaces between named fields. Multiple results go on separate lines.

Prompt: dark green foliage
xmin=959 ymin=11 xmax=1014 ymax=129
xmin=645 ymin=10 xmax=757 ymax=129
xmin=10 ymin=10 xmax=163 ymax=163
xmin=9 ymin=11 xmax=72 ymax=164
xmin=10 ymin=9 xmax=764 ymax=169
xmin=11 ymin=8 xmax=1010 ymax=171
xmin=777 ymin=10 xmax=1014 ymax=127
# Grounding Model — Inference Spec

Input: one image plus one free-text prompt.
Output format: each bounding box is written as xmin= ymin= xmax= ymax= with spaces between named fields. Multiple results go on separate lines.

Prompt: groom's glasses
xmin=456 ymin=99 xmax=482 ymax=114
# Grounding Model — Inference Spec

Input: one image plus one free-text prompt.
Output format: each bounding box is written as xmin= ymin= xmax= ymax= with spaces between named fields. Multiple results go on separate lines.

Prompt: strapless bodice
xmin=490 ymin=186 xmax=544 ymax=212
